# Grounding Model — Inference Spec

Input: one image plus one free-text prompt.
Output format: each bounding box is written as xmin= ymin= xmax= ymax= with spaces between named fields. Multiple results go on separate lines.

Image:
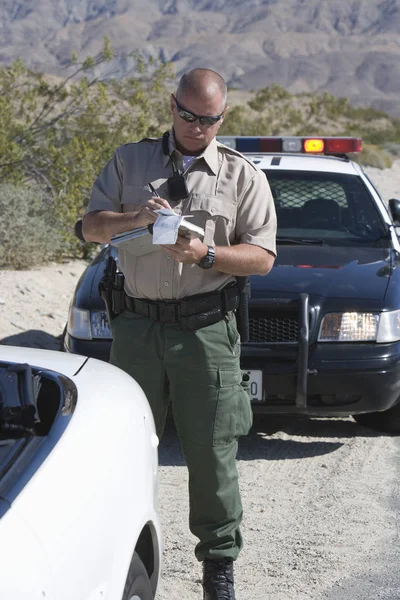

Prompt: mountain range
xmin=1 ymin=0 xmax=400 ymax=117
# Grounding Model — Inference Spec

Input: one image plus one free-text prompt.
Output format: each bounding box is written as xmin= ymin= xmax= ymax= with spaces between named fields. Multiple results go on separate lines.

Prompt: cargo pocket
xmin=213 ymin=368 xmax=253 ymax=446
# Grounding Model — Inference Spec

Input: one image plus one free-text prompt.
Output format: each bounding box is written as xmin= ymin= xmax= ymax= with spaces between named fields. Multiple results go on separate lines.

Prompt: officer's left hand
xmin=161 ymin=236 xmax=208 ymax=265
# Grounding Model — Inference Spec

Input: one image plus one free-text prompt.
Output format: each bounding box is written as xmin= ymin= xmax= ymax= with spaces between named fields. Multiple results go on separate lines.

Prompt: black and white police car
xmin=64 ymin=136 xmax=400 ymax=434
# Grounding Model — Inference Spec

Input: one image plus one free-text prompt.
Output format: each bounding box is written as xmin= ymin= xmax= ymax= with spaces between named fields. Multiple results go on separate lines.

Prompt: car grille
xmin=248 ymin=314 xmax=299 ymax=343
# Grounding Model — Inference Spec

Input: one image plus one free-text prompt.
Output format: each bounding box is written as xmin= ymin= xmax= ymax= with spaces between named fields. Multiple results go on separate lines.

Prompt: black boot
xmin=202 ymin=558 xmax=236 ymax=600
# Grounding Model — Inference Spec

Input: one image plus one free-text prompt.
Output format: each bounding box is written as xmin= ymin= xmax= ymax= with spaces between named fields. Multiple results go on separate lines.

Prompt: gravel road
xmin=1 ymin=161 xmax=400 ymax=599
xmin=156 ymin=416 xmax=400 ymax=599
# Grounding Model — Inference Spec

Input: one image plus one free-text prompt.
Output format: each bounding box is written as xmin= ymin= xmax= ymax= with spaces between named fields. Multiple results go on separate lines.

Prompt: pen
xmin=148 ymin=182 xmax=161 ymax=197
xmin=147 ymin=182 xmax=160 ymax=235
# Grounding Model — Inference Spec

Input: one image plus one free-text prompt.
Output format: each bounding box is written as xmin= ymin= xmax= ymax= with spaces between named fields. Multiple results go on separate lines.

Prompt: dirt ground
xmin=1 ymin=161 xmax=400 ymax=599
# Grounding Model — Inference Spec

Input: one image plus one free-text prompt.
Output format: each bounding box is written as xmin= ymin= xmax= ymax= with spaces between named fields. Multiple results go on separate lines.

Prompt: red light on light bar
xmin=324 ymin=138 xmax=362 ymax=154
xmin=260 ymin=138 xmax=282 ymax=152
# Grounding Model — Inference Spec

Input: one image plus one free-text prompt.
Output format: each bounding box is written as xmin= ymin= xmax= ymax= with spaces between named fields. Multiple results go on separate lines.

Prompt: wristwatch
xmin=197 ymin=245 xmax=216 ymax=269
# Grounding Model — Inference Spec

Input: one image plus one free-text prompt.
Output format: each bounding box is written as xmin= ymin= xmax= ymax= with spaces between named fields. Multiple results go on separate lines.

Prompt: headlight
xmin=318 ymin=312 xmax=379 ymax=342
xmin=67 ymin=306 xmax=91 ymax=339
xmin=67 ymin=307 xmax=111 ymax=340
xmin=377 ymin=309 xmax=400 ymax=343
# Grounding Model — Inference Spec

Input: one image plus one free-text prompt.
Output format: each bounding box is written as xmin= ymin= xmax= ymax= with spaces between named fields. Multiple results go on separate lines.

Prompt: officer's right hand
xmin=134 ymin=197 xmax=173 ymax=228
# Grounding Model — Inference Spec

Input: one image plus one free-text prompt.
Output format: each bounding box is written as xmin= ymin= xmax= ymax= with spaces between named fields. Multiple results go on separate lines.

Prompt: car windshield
xmin=264 ymin=170 xmax=389 ymax=246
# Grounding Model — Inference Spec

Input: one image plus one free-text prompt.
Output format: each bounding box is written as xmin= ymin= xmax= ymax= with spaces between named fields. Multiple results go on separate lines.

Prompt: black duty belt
xmin=124 ymin=284 xmax=240 ymax=331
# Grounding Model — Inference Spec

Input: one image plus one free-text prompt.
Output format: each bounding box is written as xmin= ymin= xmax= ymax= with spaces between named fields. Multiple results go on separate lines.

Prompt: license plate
xmin=244 ymin=370 xmax=263 ymax=402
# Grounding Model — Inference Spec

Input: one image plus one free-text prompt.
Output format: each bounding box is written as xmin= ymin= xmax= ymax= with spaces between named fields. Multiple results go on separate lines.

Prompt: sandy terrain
xmin=1 ymin=161 xmax=400 ymax=599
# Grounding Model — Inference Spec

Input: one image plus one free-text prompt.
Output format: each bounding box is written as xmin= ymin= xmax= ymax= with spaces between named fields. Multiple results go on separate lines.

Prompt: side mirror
xmin=389 ymin=199 xmax=400 ymax=226
xmin=74 ymin=219 xmax=85 ymax=242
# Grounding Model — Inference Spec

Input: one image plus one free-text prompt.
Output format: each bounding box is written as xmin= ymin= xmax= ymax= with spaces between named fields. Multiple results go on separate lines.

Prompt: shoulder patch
xmin=216 ymin=140 xmax=259 ymax=171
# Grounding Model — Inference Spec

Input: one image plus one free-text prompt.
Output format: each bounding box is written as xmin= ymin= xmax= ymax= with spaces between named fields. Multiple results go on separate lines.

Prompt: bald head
xmin=176 ymin=68 xmax=227 ymax=112
xmin=171 ymin=68 xmax=228 ymax=155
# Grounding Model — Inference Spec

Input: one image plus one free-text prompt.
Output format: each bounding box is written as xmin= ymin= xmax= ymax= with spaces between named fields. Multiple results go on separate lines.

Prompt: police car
xmin=64 ymin=136 xmax=400 ymax=434
xmin=0 ymin=346 xmax=161 ymax=600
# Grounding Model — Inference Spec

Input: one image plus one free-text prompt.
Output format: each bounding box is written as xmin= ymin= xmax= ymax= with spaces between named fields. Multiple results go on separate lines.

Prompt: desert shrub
xmin=382 ymin=142 xmax=400 ymax=156
xmin=0 ymin=43 xmax=173 ymax=258
xmin=0 ymin=184 xmax=65 ymax=269
xmin=352 ymin=144 xmax=393 ymax=169
xmin=248 ymin=85 xmax=291 ymax=112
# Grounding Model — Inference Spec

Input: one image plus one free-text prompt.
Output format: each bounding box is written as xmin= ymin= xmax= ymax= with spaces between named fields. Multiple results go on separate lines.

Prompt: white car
xmin=0 ymin=345 xmax=161 ymax=600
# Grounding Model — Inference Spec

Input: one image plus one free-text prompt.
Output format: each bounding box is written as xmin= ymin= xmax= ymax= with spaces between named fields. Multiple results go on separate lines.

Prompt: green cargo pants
xmin=109 ymin=309 xmax=253 ymax=561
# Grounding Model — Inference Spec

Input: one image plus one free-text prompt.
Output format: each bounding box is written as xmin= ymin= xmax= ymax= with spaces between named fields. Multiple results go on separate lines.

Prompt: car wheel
xmin=122 ymin=552 xmax=153 ymax=600
xmin=353 ymin=403 xmax=400 ymax=434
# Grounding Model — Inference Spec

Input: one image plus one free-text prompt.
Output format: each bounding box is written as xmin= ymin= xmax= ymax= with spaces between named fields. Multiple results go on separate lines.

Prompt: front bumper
xmin=242 ymin=336 xmax=400 ymax=416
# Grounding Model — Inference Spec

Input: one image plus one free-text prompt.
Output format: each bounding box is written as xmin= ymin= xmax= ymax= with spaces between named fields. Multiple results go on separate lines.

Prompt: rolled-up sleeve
xmin=236 ymin=168 xmax=277 ymax=256
xmin=85 ymin=149 xmax=123 ymax=215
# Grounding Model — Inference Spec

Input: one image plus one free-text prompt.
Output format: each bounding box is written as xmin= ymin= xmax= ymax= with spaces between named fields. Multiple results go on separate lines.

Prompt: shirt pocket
xmin=121 ymin=185 xmax=153 ymax=212
xmin=187 ymin=193 xmax=237 ymax=245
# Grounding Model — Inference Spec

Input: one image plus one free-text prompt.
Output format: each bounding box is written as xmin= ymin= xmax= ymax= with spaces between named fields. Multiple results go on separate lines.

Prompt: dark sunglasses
xmin=173 ymin=95 xmax=224 ymax=127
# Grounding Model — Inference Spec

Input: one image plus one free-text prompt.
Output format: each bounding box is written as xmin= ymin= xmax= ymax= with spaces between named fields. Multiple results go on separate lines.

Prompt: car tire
xmin=122 ymin=552 xmax=153 ymax=600
xmin=353 ymin=403 xmax=400 ymax=434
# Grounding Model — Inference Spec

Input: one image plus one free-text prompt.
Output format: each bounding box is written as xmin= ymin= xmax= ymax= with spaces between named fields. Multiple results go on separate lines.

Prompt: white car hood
xmin=0 ymin=346 xmax=87 ymax=378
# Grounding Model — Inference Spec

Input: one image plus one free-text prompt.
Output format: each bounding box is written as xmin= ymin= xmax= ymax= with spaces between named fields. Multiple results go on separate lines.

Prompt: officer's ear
xmin=217 ymin=105 xmax=229 ymax=131
xmin=74 ymin=219 xmax=85 ymax=242
xmin=221 ymin=104 xmax=229 ymax=123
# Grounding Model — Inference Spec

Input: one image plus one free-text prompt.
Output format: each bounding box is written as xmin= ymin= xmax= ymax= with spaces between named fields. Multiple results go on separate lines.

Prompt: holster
xmin=98 ymin=257 xmax=126 ymax=322
xmin=235 ymin=276 xmax=251 ymax=343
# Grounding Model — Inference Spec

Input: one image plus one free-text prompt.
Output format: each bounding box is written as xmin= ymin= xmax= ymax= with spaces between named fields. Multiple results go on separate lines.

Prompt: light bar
xmin=217 ymin=136 xmax=362 ymax=155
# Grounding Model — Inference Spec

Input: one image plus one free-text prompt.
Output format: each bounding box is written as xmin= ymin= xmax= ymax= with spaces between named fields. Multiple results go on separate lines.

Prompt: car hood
xmin=0 ymin=346 xmax=88 ymax=378
xmin=250 ymin=245 xmax=392 ymax=302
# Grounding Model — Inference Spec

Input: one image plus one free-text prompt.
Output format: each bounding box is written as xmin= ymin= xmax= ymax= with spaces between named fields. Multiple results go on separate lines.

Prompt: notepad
xmin=152 ymin=209 xmax=205 ymax=244
xmin=110 ymin=211 xmax=204 ymax=256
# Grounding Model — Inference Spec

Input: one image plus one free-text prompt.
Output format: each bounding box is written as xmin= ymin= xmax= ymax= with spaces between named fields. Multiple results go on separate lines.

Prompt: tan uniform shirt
xmin=86 ymin=130 xmax=277 ymax=300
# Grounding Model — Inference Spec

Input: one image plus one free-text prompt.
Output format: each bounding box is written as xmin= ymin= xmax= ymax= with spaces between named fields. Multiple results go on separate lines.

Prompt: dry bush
xmin=0 ymin=184 xmax=65 ymax=269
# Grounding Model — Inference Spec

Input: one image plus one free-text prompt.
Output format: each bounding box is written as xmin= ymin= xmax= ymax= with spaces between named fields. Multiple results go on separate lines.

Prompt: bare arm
xmin=214 ymin=243 xmax=275 ymax=276
xmin=161 ymin=238 xmax=275 ymax=276
xmin=82 ymin=197 xmax=172 ymax=244
xmin=82 ymin=211 xmax=141 ymax=244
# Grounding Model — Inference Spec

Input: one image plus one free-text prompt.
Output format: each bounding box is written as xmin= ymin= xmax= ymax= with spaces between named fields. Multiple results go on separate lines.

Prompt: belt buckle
xmin=159 ymin=303 xmax=178 ymax=323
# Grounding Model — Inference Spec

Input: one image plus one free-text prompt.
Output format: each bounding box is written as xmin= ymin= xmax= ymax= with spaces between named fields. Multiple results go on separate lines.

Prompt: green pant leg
xmin=164 ymin=315 xmax=253 ymax=561
xmin=109 ymin=311 xmax=170 ymax=438
xmin=181 ymin=438 xmax=243 ymax=562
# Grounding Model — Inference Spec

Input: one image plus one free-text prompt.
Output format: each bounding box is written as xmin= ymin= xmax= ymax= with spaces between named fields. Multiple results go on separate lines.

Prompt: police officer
xmin=83 ymin=68 xmax=277 ymax=600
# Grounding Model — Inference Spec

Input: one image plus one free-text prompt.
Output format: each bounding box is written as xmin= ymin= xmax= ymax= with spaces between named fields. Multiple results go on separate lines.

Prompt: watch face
xmin=198 ymin=246 xmax=215 ymax=269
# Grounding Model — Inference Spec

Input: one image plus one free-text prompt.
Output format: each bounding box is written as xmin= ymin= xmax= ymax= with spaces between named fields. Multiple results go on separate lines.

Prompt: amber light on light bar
xmin=304 ymin=139 xmax=325 ymax=153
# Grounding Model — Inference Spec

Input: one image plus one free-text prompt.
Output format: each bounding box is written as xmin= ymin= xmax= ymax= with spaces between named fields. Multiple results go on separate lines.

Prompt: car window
xmin=265 ymin=170 xmax=389 ymax=245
